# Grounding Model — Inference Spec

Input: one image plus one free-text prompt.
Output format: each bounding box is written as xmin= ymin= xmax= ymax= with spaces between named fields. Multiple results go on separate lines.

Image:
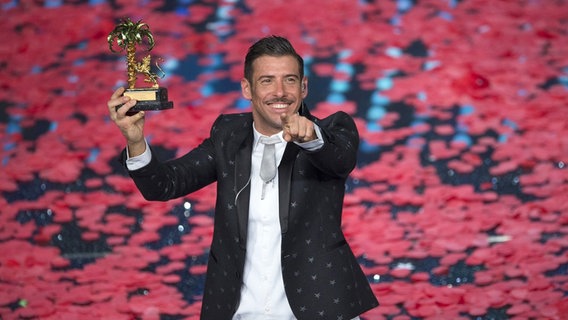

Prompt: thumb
xmin=135 ymin=110 xmax=145 ymax=119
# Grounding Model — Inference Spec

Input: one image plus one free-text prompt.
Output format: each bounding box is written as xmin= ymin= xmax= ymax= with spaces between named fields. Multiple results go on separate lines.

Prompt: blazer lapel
xmin=233 ymin=119 xmax=301 ymax=239
xmin=234 ymin=131 xmax=253 ymax=248
xmin=278 ymin=142 xmax=301 ymax=234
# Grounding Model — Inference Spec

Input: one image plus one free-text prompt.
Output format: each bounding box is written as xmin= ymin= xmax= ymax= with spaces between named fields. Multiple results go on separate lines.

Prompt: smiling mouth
xmin=270 ymin=103 xmax=289 ymax=109
xmin=267 ymin=98 xmax=294 ymax=110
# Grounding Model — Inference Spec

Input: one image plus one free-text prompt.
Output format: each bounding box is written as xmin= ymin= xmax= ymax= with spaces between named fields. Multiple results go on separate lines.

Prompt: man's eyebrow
xmin=257 ymin=74 xmax=300 ymax=80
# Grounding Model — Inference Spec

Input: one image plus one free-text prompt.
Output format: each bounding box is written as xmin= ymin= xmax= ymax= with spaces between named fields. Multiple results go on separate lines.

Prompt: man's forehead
xmin=252 ymin=55 xmax=301 ymax=76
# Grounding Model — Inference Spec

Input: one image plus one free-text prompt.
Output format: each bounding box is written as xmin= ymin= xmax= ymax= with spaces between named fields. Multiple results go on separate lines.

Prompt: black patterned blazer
xmin=124 ymin=107 xmax=379 ymax=320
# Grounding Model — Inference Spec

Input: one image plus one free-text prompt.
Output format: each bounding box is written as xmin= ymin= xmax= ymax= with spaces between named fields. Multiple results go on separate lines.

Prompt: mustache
xmin=266 ymin=98 xmax=294 ymax=104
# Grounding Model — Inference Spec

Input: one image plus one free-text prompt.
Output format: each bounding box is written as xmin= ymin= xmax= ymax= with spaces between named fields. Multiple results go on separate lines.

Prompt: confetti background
xmin=1 ymin=0 xmax=567 ymax=319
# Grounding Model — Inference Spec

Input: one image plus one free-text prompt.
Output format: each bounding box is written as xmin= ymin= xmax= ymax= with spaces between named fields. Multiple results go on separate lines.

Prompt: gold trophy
xmin=107 ymin=18 xmax=173 ymax=114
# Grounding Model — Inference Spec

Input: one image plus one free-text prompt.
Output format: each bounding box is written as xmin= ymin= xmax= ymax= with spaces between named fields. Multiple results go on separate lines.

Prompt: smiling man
xmin=107 ymin=35 xmax=379 ymax=320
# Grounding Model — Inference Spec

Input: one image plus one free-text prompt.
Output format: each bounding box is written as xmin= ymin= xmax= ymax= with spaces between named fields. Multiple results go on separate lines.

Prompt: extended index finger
xmin=280 ymin=112 xmax=290 ymax=125
xmin=281 ymin=112 xmax=299 ymax=127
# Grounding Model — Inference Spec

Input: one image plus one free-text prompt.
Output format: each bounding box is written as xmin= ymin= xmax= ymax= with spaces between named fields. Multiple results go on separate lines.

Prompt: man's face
xmin=241 ymin=55 xmax=307 ymax=136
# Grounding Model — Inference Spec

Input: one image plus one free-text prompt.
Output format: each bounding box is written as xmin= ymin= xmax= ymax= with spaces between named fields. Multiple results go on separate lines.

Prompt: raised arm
xmin=107 ymin=87 xmax=147 ymax=157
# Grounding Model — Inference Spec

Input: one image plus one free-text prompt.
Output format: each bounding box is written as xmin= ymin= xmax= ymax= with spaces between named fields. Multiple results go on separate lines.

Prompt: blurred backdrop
xmin=1 ymin=0 xmax=567 ymax=319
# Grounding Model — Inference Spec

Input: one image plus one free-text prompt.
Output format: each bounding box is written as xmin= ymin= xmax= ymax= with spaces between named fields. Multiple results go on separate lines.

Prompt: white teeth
xmin=272 ymin=104 xmax=288 ymax=109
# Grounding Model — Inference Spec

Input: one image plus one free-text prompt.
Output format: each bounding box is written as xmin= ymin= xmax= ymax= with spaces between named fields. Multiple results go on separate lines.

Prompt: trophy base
xmin=120 ymin=87 xmax=174 ymax=115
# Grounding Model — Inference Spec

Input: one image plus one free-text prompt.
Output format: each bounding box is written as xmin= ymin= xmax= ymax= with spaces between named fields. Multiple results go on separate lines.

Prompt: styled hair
xmin=244 ymin=35 xmax=304 ymax=83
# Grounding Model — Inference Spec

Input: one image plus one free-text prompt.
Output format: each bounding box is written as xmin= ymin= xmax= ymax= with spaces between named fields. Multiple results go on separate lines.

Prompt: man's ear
xmin=301 ymin=77 xmax=308 ymax=98
xmin=241 ymin=78 xmax=252 ymax=100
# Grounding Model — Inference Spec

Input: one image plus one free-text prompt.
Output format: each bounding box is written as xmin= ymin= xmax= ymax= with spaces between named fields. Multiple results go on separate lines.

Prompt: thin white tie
xmin=259 ymin=135 xmax=281 ymax=183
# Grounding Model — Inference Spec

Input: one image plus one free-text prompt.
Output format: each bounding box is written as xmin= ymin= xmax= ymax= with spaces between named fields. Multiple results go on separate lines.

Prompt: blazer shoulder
xmin=314 ymin=110 xmax=357 ymax=131
xmin=210 ymin=112 xmax=253 ymax=138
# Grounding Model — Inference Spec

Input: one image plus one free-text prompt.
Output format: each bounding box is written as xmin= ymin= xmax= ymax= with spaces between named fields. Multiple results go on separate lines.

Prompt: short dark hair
xmin=244 ymin=35 xmax=304 ymax=83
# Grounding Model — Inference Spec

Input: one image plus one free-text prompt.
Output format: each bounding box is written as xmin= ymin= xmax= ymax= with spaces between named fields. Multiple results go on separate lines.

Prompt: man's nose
xmin=274 ymin=80 xmax=285 ymax=96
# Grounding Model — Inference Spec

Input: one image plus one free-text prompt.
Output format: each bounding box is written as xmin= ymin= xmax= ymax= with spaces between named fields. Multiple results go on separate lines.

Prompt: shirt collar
xmin=252 ymin=123 xmax=284 ymax=148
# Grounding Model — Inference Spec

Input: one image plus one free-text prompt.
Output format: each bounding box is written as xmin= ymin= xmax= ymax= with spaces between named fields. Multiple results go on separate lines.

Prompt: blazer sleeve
xmin=121 ymin=118 xmax=222 ymax=201
xmin=305 ymin=111 xmax=359 ymax=178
